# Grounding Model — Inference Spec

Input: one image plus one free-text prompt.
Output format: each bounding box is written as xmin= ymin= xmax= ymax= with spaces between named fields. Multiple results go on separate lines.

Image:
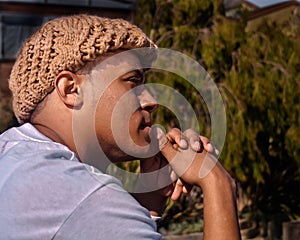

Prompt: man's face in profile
xmin=76 ymin=51 xmax=158 ymax=162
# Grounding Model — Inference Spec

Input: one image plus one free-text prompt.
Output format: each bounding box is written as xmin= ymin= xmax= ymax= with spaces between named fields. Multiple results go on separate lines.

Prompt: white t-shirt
xmin=0 ymin=123 xmax=161 ymax=239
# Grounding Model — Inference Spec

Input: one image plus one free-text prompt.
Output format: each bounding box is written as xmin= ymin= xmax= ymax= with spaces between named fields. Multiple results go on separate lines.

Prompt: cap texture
xmin=9 ymin=14 xmax=155 ymax=123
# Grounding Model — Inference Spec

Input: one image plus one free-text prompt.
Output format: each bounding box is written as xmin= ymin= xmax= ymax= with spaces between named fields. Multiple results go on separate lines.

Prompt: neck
xmin=29 ymin=89 xmax=82 ymax=161
xmin=32 ymin=122 xmax=66 ymax=145
xmin=30 ymin=98 xmax=78 ymax=156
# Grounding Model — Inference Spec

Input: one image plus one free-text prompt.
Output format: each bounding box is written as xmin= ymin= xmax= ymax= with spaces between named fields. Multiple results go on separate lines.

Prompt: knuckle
xmin=184 ymin=128 xmax=197 ymax=137
xmin=200 ymin=136 xmax=209 ymax=143
xmin=168 ymin=128 xmax=180 ymax=136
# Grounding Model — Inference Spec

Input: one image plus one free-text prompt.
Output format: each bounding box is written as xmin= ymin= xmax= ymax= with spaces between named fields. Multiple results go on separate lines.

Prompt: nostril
xmin=139 ymin=89 xmax=158 ymax=112
xmin=142 ymin=102 xmax=158 ymax=113
xmin=144 ymin=105 xmax=154 ymax=112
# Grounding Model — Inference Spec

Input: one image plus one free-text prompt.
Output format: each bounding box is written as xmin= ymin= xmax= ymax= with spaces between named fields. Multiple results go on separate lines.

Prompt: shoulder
xmin=0 ymin=124 xmax=161 ymax=239
xmin=53 ymin=175 xmax=161 ymax=240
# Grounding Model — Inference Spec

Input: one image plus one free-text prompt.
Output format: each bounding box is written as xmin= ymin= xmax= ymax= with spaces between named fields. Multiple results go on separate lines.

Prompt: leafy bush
xmin=136 ymin=0 xmax=300 ymax=236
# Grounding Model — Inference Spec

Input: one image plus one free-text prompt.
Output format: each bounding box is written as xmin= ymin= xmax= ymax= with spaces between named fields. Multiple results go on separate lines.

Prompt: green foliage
xmin=136 ymin=0 xmax=300 ymax=235
xmin=159 ymin=219 xmax=204 ymax=236
xmin=0 ymin=92 xmax=17 ymax=133
xmin=203 ymin=18 xmax=300 ymax=221
xmin=135 ymin=0 xmax=215 ymax=55
xmin=158 ymin=188 xmax=204 ymax=235
xmin=285 ymin=125 xmax=300 ymax=167
xmin=107 ymin=160 xmax=141 ymax=192
xmin=201 ymin=16 xmax=245 ymax=80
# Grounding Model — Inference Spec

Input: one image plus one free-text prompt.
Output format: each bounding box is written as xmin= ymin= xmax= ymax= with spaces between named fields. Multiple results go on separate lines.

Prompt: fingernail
xmin=192 ymin=141 xmax=201 ymax=151
xmin=179 ymin=139 xmax=188 ymax=149
xmin=207 ymin=143 xmax=214 ymax=152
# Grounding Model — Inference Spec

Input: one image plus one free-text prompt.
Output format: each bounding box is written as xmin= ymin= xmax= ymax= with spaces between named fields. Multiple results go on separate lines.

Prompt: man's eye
xmin=128 ymin=77 xmax=142 ymax=84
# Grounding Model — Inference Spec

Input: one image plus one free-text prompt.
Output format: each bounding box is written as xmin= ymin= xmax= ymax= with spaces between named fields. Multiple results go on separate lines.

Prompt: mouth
xmin=139 ymin=119 xmax=152 ymax=141
xmin=139 ymin=120 xmax=152 ymax=131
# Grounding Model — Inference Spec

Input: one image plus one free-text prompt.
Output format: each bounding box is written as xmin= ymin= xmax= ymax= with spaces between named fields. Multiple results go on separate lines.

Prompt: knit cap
xmin=9 ymin=14 xmax=155 ymax=124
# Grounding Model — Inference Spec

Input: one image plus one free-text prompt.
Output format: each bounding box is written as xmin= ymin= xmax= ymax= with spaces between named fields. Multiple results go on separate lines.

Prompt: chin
xmin=103 ymin=135 xmax=152 ymax=163
xmin=108 ymin=151 xmax=138 ymax=163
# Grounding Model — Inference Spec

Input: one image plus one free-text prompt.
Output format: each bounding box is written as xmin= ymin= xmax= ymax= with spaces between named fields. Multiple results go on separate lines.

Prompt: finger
xmin=166 ymin=128 xmax=188 ymax=149
xmin=182 ymin=185 xmax=189 ymax=194
xmin=184 ymin=129 xmax=201 ymax=152
xmin=176 ymin=178 xmax=192 ymax=194
xmin=170 ymin=170 xmax=178 ymax=182
xmin=160 ymin=138 xmax=199 ymax=179
xmin=199 ymin=135 xmax=214 ymax=153
xmin=151 ymin=127 xmax=169 ymax=150
xmin=159 ymin=137 xmax=179 ymax=163
xmin=162 ymin=183 xmax=175 ymax=197
xmin=199 ymin=136 xmax=220 ymax=157
xmin=215 ymin=148 xmax=220 ymax=156
xmin=171 ymin=180 xmax=184 ymax=201
xmin=182 ymin=183 xmax=193 ymax=193
xmin=154 ymin=130 xmax=185 ymax=174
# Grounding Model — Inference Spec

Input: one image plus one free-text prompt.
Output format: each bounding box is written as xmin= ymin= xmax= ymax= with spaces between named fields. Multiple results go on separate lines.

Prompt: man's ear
xmin=55 ymin=71 xmax=85 ymax=109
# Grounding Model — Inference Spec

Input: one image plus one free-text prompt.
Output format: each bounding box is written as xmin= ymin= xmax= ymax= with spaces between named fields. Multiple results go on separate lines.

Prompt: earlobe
xmin=55 ymin=71 xmax=84 ymax=109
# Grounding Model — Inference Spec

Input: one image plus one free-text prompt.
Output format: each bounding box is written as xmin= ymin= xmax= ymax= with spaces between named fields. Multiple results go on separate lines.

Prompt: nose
xmin=139 ymin=88 xmax=158 ymax=113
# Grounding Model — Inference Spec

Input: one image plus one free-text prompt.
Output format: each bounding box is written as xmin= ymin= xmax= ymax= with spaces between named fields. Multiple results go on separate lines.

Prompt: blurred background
xmin=1 ymin=0 xmax=299 ymax=239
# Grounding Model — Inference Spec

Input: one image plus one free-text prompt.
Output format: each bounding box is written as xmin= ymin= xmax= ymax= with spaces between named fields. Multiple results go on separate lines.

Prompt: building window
xmin=0 ymin=0 xmax=135 ymax=60
xmin=0 ymin=13 xmax=53 ymax=60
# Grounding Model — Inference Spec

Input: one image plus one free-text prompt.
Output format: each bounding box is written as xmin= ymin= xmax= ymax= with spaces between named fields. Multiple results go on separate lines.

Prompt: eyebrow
xmin=133 ymin=69 xmax=145 ymax=76
xmin=125 ymin=69 xmax=146 ymax=82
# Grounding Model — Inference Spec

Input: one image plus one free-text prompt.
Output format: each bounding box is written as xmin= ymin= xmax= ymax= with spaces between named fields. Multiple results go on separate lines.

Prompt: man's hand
xmin=167 ymin=128 xmax=219 ymax=200
xmin=158 ymin=129 xmax=241 ymax=239
xmin=133 ymin=127 xmax=219 ymax=216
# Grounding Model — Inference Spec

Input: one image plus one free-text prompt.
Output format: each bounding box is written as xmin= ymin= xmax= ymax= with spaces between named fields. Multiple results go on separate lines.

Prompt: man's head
xmin=76 ymin=50 xmax=158 ymax=163
xmin=9 ymin=14 xmax=159 ymax=163
xmin=9 ymin=14 xmax=155 ymax=124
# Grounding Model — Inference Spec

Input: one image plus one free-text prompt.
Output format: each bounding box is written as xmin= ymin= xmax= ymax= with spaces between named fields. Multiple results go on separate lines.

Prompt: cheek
xmin=94 ymin=85 xmax=142 ymax=142
xmin=96 ymin=87 xmax=120 ymax=121
xmin=95 ymin=96 xmax=114 ymax=132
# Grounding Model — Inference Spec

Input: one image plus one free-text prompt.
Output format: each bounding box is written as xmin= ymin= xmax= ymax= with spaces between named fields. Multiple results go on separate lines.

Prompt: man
xmin=0 ymin=14 xmax=240 ymax=239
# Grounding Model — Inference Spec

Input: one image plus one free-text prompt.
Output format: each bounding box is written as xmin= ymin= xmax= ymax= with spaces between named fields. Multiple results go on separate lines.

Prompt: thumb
xmin=152 ymin=126 xmax=177 ymax=158
xmin=155 ymin=127 xmax=198 ymax=179
xmin=155 ymin=127 xmax=218 ymax=184
xmin=151 ymin=126 xmax=185 ymax=171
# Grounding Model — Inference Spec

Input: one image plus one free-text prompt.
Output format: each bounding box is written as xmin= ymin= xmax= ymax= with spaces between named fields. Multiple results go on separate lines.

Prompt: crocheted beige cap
xmin=9 ymin=14 xmax=155 ymax=124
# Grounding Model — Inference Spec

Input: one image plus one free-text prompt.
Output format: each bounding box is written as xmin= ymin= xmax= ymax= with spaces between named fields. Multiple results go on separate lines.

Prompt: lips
xmin=139 ymin=119 xmax=152 ymax=141
xmin=139 ymin=121 xmax=152 ymax=130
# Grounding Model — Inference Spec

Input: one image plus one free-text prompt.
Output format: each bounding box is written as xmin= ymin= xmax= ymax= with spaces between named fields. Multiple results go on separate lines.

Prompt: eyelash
xmin=128 ymin=77 xmax=143 ymax=84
